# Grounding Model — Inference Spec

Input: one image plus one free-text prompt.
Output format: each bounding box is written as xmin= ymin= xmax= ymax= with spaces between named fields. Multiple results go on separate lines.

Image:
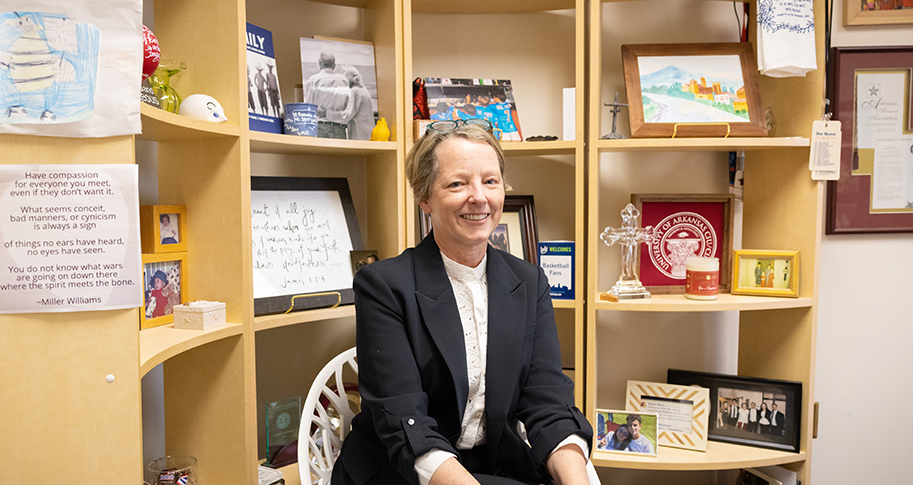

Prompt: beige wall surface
xmin=813 ymin=1 xmax=913 ymax=483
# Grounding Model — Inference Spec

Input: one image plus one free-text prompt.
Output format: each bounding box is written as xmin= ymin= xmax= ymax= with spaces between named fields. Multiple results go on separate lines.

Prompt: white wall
xmin=811 ymin=3 xmax=913 ymax=483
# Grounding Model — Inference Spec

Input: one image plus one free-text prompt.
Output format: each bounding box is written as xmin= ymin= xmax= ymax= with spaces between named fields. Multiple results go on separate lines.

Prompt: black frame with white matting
xmin=420 ymin=195 xmax=539 ymax=265
xmin=251 ymin=176 xmax=363 ymax=316
xmin=667 ymin=369 xmax=802 ymax=453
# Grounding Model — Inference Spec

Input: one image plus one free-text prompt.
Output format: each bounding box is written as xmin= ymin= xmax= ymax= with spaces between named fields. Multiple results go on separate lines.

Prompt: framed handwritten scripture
xmin=826 ymin=47 xmax=913 ymax=234
xmin=622 ymin=43 xmax=767 ymax=138
xmin=625 ymin=380 xmax=710 ymax=452
xmin=668 ymin=369 xmax=802 ymax=453
xmin=250 ymin=177 xmax=363 ymax=315
xmin=632 ymin=194 xmax=734 ymax=294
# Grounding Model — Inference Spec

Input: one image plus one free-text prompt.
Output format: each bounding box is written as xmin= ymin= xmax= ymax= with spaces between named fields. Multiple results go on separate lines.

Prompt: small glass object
xmin=145 ymin=454 xmax=197 ymax=485
xmin=266 ymin=396 xmax=301 ymax=464
xmin=599 ymin=203 xmax=654 ymax=300
xmin=148 ymin=58 xmax=187 ymax=114
xmin=685 ymin=256 xmax=719 ymax=300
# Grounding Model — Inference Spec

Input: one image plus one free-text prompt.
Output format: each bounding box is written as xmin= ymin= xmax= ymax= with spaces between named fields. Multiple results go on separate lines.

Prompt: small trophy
xmin=599 ymin=203 xmax=653 ymax=301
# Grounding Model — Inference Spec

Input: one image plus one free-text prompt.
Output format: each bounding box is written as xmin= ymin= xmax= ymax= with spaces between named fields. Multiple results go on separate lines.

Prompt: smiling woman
xmin=330 ymin=124 xmax=593 ymax=485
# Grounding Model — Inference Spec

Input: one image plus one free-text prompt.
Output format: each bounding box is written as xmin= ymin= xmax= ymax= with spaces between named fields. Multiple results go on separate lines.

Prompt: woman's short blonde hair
xmin=405 ymin=124 xmax=508 ymax=204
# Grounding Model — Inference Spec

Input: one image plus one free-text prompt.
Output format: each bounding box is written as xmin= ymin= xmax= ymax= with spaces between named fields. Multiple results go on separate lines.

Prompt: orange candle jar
xmin=685 ymin=256 xmax=719 ymax=300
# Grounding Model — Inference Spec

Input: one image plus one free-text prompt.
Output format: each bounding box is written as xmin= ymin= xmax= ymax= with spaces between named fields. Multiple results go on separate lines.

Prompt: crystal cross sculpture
xmin=599 ymin=203 xmax=654 ymax=300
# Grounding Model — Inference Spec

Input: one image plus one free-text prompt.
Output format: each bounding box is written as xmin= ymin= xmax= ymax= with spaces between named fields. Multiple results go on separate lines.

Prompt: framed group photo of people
xmin=667 ymin=369 xmax=802 ymax=453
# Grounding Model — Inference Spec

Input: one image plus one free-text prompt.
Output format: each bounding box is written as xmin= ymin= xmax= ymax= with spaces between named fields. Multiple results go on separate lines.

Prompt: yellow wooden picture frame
xmin=844 ymin=0 xmax=913 ymax=26
xmin=731 ymin=250 xmax=799 ymax=298
xmin=625 ymin=380 xmax=710 ymax=452
xmin=140 ymin=205 xmax=188 ymax=254
xmin=141 ymin=252 xmax=189 ymax=329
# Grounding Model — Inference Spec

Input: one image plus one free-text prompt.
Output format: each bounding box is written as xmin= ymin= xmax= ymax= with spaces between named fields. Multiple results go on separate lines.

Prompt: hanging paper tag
xmin=809 ymin=120 xmax=841 ymax=181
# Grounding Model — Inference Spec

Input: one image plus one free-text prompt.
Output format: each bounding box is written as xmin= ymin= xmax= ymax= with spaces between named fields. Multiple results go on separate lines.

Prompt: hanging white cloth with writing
xmin=756 ymin=0 xmax=817 ymax=78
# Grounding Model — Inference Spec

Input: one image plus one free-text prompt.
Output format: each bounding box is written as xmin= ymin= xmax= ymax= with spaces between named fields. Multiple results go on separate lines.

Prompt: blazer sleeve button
xmin=407 ymin=418 xmax=415 ymax=426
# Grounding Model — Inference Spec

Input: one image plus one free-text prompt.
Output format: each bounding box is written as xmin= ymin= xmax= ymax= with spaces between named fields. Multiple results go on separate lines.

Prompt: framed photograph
xmin=420 ymin=195 xmax=539 ymax=264
xmin=826 ymin=47 xmax=913 ymax=234
xmin=141 ymin=252 xmax=188 ymax=330
xmin=844 ymin=0 xmax=913 ymax=26
xmin=731 ymin=250 xmax=799 ymax=298
xmin=350 ymin=250 xmax=379 ymax=273
xmin=140 ymin=205 xmax=187 ymax=254
xmin=594 ymin=409 xmax=658 ymax=457
xmin=622 ymin=43 xmax=767 ymax=138
xmin=625 ymin=380 xmax=710 ymax=452
xmin=251 ymin=177 xmax=364 ymax=316
xmin=300 ymin=36 xmax=378 ymax=140
xmin=424 ymin=78 xmax=523 ymax=141
xmin=632 ymin=194 xmax=734 ymax=294
xmin=667 ymin=369 xmax=802 ymax=453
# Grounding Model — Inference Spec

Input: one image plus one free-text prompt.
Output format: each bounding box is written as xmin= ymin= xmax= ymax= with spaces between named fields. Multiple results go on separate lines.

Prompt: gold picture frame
xmin=141 ymin=252 xmax=189 ymax=329
xmin=625 ymin=380 xmax=710 ymax=452
xmin=844 ymin=0 xmax=913 ymax=26
xmin=140 ymin=205 xmax=187 ymax=254
xmin=731 ymin=250 xmax=799 ymax=298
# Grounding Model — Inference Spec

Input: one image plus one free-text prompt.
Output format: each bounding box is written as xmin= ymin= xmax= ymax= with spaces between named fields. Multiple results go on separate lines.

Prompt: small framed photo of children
xmin=141 ymin=252 xmax=189 ymax=329
xmin=140 ymin=205 xmax=188 ymax=254
xmin=731 ymin=250 xmax=799 ymax=298
xmin=594 ymin=410 xmax=659 ymax=457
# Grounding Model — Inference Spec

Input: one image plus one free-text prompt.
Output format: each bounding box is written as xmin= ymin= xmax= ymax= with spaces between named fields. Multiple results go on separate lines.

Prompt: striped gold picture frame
xmin=625 ymin=380 xmax=709 ymax=452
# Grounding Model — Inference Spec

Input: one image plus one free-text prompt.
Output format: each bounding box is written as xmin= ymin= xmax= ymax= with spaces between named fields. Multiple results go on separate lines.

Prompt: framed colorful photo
xmin=668 ymin=369 xmax=802 ymax=453
xmin=632 ymin=194 xmax=734 ymax=294
xmin=424 ymin=78 xmax=523 ymax=141
xmin=622 ymin=43 xmax=767 ymax=138
xmin=826 ymin=47 xmax=913 ymax=234
xmin=251 ymin=177 xmax=364 ymax=316
xmin=140 ymin=205 xmax=187 ymax=254
xmin=421 ymin=195 xmax=539 ymax=264
xmin=731 ymin=250 xmax=799 ymax=298
xmin=594 ymin=409 xmax=658 ymax=457
xmin=625 ymin=380 xmax=710 ymax=452
xmin=844 ymin=0 xmax=913 ymax=26
xmin=141 ymin=252 xmax=188 ymax=330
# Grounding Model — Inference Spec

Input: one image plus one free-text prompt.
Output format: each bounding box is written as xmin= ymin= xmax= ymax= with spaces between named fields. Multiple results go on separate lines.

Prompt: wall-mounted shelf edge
xmin=254 ymin=305 xmax=357 ymax=332
xmin=593 ymin=293 xmax=814 ymax=312
xmin=592 ymin=442 xmax=806 ymax=471
xmin=138 ymin=103 xmax=240 ymax=141
xmin=140 ymin=322 xmax=244 ymax=376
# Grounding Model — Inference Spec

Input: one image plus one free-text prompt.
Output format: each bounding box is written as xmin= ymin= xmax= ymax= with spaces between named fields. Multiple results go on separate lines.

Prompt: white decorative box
xmin=173 ymin=300 xmax=226 ymax=330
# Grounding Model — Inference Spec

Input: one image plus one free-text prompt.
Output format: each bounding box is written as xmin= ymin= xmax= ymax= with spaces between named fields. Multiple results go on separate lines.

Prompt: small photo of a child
xmin=160 ymin=213 xmax=180 ymax=244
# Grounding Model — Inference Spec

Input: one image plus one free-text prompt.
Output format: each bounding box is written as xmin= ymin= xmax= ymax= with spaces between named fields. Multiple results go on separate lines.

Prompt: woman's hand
xmin=545 ymin=444 xmax=589 ymax=485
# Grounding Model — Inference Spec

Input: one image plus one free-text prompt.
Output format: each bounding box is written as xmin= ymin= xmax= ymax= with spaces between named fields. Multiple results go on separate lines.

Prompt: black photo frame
xmin=419 ymin=195 xmax=539 ymax=264
xmin=251 ymin=176 xmax=363 ymax=316
xmin=667 ymin=369 xmax=802 ymax=453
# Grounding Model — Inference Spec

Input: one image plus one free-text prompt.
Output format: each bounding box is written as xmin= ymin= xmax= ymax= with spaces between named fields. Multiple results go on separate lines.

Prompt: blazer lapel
xmin=483 ymin=247 xmax=527 ymax=457
xmin=413 ymin=234 xmax=469 ymax=417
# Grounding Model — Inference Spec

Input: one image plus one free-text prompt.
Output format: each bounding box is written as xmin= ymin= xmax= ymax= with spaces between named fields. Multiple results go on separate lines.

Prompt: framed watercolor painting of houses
xmin=622 ymin=43 xmax=767 ymax=138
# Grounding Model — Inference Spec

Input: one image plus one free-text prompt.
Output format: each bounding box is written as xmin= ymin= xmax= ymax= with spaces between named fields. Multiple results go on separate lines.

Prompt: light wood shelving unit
xmin=586 ymin=0 xmax=823 ymax=481
xmin=4 ymin=0 xmax=825 ymax=482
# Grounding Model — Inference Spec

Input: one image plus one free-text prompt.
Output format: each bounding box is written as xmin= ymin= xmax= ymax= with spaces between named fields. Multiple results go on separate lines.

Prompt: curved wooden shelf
xmin=501 ymin=140 xmax=576 ymax=156
xmin=596 ymin=137 xmax=809 ymax=152
xmin=552 ymin=299 xmax=576 ymax=310
xmin=249 ymin=130 xmax=397 ymax=156
xmin=593 ymin=293 xmax=813 ymax=312
xmin=137 ymin=103 xmax=240 ymax=141
xmin=254 ymin=305 xmax=356 ymax=332
xmin=412 ymin=0 xmax=575 ymax=14
xmin=593 ymin=441 xmax=805 ymax=470
xmin=140 ymin=322 xmax=243 ymax=376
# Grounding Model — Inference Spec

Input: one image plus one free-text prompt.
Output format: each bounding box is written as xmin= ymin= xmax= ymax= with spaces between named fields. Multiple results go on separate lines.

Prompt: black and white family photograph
xmin=300 ymin=37 xmax=378 ymax=140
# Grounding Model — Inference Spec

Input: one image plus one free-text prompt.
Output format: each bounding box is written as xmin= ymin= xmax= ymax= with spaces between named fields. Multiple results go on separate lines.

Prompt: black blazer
xmin=332 ymin=234 xmax=592 ymax=485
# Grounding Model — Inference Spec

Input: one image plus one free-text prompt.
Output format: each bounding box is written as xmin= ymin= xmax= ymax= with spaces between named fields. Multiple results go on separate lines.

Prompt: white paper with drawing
xmin=0 ymin=0 xmax=142 ymax=137
xmin=251 ymin=190 xmax=355 ymax=299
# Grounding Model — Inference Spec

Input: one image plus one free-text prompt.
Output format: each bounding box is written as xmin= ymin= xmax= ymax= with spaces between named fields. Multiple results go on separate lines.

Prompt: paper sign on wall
xmin=0 ymin=164 xmax=142 ymax=314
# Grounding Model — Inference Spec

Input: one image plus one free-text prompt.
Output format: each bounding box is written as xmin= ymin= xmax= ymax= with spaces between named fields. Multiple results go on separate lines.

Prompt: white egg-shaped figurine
xmin=178 ymin=94 xmax=229 ymax=123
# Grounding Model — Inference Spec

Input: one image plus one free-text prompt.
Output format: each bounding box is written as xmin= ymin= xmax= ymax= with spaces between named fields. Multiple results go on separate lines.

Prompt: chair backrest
xmin=298 ymin=347 xmax=359 ymax=485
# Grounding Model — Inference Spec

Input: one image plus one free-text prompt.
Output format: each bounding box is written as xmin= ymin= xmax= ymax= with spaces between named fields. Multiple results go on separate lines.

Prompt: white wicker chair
xmin=298 ymin=347 xmax=359 ymax=485
xmin=297 ymin=346 xmax=601 ymax=484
